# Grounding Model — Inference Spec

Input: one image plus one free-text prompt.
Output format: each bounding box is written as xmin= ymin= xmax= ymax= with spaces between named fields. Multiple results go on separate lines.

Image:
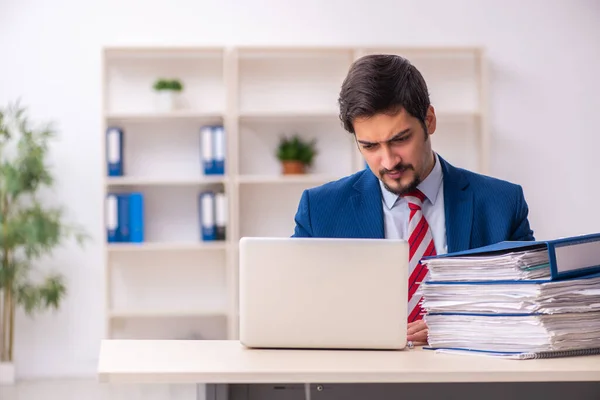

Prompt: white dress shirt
xmin=379 ymin=152 xmax=448 ymax=255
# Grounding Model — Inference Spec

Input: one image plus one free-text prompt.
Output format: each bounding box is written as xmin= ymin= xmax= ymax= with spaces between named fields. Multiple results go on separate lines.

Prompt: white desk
xmin=97 ymin=339 xmax=600 ymax=384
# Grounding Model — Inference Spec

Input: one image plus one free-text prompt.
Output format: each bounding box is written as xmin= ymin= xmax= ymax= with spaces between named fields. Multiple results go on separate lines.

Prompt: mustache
xmin=380 ymin=163 xmax=414 ymax=175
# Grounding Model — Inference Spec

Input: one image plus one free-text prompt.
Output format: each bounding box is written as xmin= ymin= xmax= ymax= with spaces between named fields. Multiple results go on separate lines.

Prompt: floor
xmin=0 ymin=379 xmax=203 ymax=400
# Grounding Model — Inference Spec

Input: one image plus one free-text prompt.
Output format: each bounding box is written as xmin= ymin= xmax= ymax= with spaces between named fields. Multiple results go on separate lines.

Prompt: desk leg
xmin=205 ymin=384 xmax=229 ymax=400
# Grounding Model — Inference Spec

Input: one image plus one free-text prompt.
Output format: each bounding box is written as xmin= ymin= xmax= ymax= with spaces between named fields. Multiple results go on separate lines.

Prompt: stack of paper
xmin=420 ymin=274 xmax=600 ymax=314
xmin=420 ymin=247 xmax=551 ymax=281
xmin=425 ymin=311 xmax=600 ymax=354
xmin=418 ymin=235 xmax=600 ymax=359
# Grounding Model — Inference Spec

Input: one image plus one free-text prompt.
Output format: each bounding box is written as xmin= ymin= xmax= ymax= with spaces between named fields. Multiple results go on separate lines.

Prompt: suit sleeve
xmin=292 ymin=189 xmax=314 ymax=237
xmin=510 ymin=185 xmax=535 ymax=241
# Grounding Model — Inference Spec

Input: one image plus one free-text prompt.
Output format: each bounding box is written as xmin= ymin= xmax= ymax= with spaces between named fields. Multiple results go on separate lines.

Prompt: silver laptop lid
xmin=238 ymin=237 xmax=409 ymax=350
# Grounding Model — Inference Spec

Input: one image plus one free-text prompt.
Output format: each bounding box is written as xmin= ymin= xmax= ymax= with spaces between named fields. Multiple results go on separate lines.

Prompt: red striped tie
xmin=404 ymin=189 xmax=436 ymax=322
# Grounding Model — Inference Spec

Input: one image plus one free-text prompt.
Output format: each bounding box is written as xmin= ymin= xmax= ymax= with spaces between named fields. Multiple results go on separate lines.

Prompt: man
xmin=291 ymin=54 xmax=535 ymax=346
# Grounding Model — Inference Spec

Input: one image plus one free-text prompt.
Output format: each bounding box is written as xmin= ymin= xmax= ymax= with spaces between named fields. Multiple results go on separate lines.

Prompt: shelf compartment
xmin=359 ymin=48 xmax=482 ymax=115
xmin=239 ymin=183 xmax=314 ymax=238
xmin=108 ymin=251 xmax=227 ymax=316
xmin=104 ymin=48 xmax=225 ymax=116
xmin=105 ymin=185 xmax=228 ymax=243
xmin=238 ymin=118 xmax=355 ymax=177
xmin=108 ymin=314 xmax=227 ymax=340
xmin=105 ymin=118 xmax=225 ymax=180
xmin=431 ymin=114 xmax=480 ymax=172
xmin=237 ymin=49 xmax=353 ymax=115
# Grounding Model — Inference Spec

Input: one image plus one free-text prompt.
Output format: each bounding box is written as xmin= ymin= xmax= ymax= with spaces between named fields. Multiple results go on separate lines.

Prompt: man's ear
xmin=425 ymin=105 xmax=437 ymax=135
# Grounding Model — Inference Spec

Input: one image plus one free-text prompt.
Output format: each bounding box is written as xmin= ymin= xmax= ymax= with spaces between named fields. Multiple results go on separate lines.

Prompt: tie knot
xmin=403 ymin=189 xmax=426 ymax=209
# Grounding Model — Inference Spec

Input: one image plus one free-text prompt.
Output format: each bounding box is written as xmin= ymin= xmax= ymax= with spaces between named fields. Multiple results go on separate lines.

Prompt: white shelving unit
xmin=101 ymin=45 xmax=488 ymax=341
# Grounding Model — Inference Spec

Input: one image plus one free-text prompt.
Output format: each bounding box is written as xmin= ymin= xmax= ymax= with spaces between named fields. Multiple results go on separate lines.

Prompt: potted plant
xmin=276 ymin=134 xmax=317 ymax=175
xmin=152 ymin=78 xmax=184 ymax=111
xmin=0 ymin=101 xmax=89 ymax=384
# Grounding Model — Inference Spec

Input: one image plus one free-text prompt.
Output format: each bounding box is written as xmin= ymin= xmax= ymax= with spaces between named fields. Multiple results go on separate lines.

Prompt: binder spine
xmin=117 ymin=193 xmax=130 ymax=242
xmin=212 ymin=125 xmax=225 ymax=175
xmin=215 ymin=192 xmax=227 ymax=241
xmin=201 ymin=125 xmax=215 ymax=175
xmin=106 ymin=127 xmax=123 ymax=176
xmin=128 ymin=192 xmax=144 ymax=243
xmin=547 ymin=243 xmax=559 ymax=279
xmin=199 ymin=191 xmax=216 ymax=241
xmin=547 ymin=233 xmax=600 ymax=279
xmin=106 ymin=193 xmax=119 ymax=242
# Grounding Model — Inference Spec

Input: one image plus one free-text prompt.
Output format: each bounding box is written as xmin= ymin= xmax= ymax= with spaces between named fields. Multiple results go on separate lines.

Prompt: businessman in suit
xmin=292 ymin=54 xmax=535 ymax=345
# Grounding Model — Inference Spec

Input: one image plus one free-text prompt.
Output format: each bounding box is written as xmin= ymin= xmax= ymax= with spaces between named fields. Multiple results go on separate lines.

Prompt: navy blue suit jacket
xmin=292 ymin=156 xmax=535 ymax=253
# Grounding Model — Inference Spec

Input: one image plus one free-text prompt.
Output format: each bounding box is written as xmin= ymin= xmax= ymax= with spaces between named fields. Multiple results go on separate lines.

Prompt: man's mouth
xmin=386 ymin=169 xmax=404 ymax=179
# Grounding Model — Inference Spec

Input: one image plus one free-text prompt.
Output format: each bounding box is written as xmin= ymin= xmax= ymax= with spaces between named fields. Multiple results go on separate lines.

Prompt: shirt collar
xmin=379 ymin=152 xmax=443 ymax=210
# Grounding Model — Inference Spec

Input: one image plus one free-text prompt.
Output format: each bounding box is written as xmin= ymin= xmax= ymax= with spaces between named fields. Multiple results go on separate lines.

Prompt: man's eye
xmin=362 ymin=144 xmax=375 ymax=150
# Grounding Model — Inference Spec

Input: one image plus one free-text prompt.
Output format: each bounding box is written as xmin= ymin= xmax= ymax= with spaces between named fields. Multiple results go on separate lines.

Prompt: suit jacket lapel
xmin=349 ymin=170 xmax=385 ymax=239
xmin=440 ymin=156 xmax=473 ymax=253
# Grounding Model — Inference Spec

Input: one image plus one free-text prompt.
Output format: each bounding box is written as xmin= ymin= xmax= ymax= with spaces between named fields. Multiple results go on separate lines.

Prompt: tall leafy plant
xmin=0 ymin=101 xmax=88 ymax=363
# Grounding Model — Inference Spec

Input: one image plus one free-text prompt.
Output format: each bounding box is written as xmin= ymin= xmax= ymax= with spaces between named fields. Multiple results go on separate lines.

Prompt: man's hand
xmin=407 ymin=320 xmax=428 ymax=346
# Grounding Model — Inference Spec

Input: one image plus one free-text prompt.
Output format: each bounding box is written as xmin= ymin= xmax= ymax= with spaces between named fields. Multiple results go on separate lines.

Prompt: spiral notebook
xmin=425 ymin=346 xmax=600 ymax=360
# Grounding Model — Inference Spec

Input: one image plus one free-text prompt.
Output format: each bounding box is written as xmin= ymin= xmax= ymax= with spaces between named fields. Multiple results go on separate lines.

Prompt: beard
xmin=380 ymin=162 xmax=421 ymax=196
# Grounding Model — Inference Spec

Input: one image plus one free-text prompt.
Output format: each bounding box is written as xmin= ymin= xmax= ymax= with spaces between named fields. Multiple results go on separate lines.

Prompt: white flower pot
xmin=156 ymin=90 xmax=179 ymax=112
xmin=0 ymin=362 xmax=15 ymax=385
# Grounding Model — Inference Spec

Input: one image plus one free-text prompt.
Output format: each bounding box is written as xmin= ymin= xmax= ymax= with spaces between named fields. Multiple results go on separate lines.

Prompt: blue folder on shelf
xmin=128 ymin=192 xmax=144 ymax=243
xmin=422 ymin=232 xmax=600 ymax=281
xmin=199 ymin=191 xmax=216 ymax=241
xmin=105 ymin=192 xmax=145 ymax=243
xmin=200 ymin=125 xmax=225 ymax=175
xmin=106 ymin=126 xmax=123 ymax=176
xmin=106 ymin=193 xmax=119 ymax=242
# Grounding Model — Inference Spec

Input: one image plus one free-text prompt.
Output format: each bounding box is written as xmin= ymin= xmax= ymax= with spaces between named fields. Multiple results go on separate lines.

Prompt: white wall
xmin=0 ymin=0 xmax=598 ymax=379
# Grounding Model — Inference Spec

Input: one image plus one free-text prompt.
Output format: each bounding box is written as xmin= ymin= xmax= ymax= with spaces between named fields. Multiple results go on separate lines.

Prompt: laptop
xmin=238 ymin=237 xmax=409 ymax=350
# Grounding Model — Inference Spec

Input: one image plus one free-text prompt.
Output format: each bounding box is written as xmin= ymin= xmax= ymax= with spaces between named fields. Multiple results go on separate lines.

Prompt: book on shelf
xmin=418 ymin=232 xmax=600 ymax=359
xmin=105 ymin=192 xmax=144 ymax=243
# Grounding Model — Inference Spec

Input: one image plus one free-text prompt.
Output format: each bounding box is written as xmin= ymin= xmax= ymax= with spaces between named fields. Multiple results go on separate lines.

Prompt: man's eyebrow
xmin=357 ymin=128 xmax=411 ymax=145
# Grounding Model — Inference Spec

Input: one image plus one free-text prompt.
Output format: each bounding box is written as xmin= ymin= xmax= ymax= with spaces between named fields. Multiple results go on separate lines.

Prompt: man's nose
xmin=380 ymin=146 xmax=399 ymax=170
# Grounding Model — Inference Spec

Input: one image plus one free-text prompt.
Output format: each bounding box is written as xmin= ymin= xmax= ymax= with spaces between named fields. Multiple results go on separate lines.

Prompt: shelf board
xmin=107 ymin=242 xmax=228 ymax=252
xmin=237 ymin=110 xmax=478 ymax=123
xmin=104 ymin=46 xmax=224 ymax=60
xmin=105 ymin=176 xmax=228 ymax=187
xmin=238 ymin=110 xmax=340 ymax=121
xmin=105 ymin=111 xmax=224 ymax=122
xmin=237 ymin=174 xmax=342 ymax=185
xmin=108 ymin=309 xmax=227 ymax=319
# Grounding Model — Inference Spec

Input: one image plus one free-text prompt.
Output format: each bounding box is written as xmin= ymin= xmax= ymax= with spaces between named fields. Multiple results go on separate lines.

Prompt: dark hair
xmin=338 ymin=54 xmax=430 ymax=134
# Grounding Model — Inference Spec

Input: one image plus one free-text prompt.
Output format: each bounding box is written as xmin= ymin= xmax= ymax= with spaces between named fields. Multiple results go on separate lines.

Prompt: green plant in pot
xmin=152 ymin=78 xmax=184 ymax=111
xmin=276 ymin=134 xmax=317 ymax=175
xmin=0 ymin=101 xmax=89 ymax=384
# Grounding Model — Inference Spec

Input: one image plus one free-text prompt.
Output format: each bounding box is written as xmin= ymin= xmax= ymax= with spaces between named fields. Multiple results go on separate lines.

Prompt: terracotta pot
xmin=282 ymin=161 xmax=306 ymax=175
